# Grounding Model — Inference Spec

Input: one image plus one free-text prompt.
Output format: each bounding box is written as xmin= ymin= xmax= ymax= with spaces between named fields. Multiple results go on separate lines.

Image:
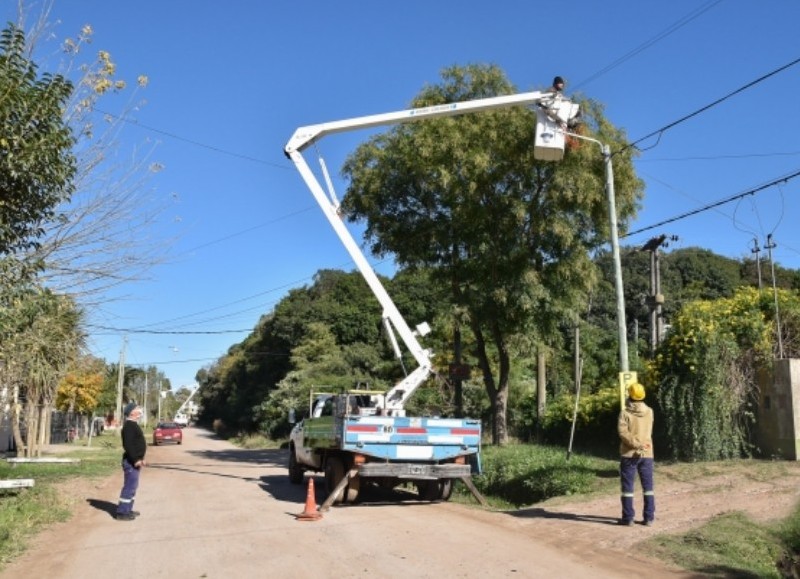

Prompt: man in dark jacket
xmin=116 ymin=402 xmax=147 ymax=521
xmin=617 ymin=382 xmax=655 ymax=526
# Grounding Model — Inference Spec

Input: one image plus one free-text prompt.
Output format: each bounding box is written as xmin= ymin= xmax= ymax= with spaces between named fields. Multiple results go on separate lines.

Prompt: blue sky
xmin=5 ymin=1 xmax=800 ymax=391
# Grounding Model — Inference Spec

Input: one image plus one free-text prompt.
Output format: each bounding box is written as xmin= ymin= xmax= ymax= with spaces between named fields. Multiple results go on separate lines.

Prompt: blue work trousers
xmin=116 ymin=458 xmax=141 ymax=515
xmin=620 ymin=456 xmax=655 ymax=522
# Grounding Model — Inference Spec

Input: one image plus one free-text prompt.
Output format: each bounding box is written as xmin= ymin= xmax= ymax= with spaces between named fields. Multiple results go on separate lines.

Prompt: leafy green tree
xmin=0 ymin=288 xmax=83 ymax=456
xmin=341 ymin=64 xmax=644 ymax=444
xmin=0 ymin=24 xmax=75 ymax=288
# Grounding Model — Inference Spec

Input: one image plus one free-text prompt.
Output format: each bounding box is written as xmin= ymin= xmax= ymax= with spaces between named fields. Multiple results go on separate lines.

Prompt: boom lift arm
xmin=284 ymin=87 xmax=579 ymax=414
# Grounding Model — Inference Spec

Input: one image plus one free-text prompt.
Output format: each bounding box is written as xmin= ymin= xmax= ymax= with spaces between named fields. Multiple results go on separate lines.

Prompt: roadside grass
xmin=454 ymin=443 xmax=619 ymax=509
xmin=644 ymin=511 xmax=789 ymax=578
xmin=0 ymin=433 xmax=121 ymax=570
xmin=232 ymin=432 xmax=285 ymax=450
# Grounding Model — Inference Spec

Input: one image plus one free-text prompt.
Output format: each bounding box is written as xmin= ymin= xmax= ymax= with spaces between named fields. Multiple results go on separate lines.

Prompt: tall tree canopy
xmin=341 ymin=64 xmax=644 ymax=443
xmin=0 ymin=25 xmax=75 ymax=259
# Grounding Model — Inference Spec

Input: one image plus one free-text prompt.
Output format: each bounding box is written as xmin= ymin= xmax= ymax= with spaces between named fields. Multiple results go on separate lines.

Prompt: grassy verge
xmin=453 ymin=443 xmax=619 ymax=509
xmin=0 ymin=433 xmax=121 ymax=570
xmin=644 ymin=511 xmax=788 ymax=578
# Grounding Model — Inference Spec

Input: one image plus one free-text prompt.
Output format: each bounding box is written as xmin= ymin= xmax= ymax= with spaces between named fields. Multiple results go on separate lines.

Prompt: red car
xmin=153 ymin=422 xmax=183 ymax=445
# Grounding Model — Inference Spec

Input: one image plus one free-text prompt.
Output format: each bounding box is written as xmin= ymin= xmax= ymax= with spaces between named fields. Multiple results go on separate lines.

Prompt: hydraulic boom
xmin=284 ymin=85 xmax=579 ymax=414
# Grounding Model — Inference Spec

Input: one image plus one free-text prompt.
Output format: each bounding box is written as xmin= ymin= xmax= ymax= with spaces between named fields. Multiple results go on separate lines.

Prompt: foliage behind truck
xmin=284 ymin=83 xmax=579 ymax=504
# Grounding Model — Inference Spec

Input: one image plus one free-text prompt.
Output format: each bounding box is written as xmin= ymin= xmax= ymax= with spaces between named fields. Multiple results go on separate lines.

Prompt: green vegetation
xmin=460 ymin=444 xmax=618 ymax=508
xmin=0 ymin=433 xmax=120 ymax=569
xmin=646 ymin=512 xmax=787 ymax=578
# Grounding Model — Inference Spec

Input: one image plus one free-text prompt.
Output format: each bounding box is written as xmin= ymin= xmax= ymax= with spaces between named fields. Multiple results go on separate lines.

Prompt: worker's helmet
xmin=553 ymin=76 xmax=565 ymax=87
xmin=628 ymin=383 xmax=645 ymax=401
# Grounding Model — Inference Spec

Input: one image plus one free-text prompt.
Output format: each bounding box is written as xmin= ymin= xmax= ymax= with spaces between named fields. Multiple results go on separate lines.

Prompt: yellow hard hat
xmin=628 ymin=382 xmax=645 ymax=401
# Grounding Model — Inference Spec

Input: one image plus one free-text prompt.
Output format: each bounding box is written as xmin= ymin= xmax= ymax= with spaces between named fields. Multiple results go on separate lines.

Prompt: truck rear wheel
xmin=439 ymin=479 xmax=454 ymax=501
xmin=417 ymin=479 xmax=453 ymax=502
xmin=324 ymin=457 xmax=345 ymax=504
xmin=324 ymin=457 xmax=360 ymax=504
xmin=288 ymin=445 xmax=304 ymax=484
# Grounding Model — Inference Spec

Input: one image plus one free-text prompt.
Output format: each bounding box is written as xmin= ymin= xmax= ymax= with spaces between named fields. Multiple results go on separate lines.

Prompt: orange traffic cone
xmin=296 ymin=477 xmax=322 ymax=521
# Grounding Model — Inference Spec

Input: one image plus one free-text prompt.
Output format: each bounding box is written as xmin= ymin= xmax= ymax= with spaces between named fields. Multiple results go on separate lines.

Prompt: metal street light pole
xmin=600 ymin=142 xmax=629 ymax=374
xmin=563 ymin=132 xmax=631 ymax=405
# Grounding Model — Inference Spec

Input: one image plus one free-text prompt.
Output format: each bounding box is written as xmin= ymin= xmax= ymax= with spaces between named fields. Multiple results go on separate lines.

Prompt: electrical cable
xmin=623 ymin=169 xmax=800 ymax=237
xmin=621 ymin=56 xmax=800 ymax=155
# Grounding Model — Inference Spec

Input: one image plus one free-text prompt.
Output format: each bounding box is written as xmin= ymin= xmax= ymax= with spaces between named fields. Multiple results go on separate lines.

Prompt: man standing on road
xmin=116 ymin=402 xmax=146 ymax=521
xmin=617 ymin=382 xmax=655 ymax=526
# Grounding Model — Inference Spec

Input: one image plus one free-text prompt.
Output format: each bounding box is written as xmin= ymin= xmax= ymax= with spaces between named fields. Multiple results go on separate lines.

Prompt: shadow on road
xmin=86 ymin=498 xmax=117 ymax=519
xmin=510 ymin=507 xmax=619 ymax=526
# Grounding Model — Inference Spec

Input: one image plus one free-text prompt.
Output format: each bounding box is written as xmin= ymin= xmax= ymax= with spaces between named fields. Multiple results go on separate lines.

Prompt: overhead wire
xmin=623 ymin=169 xmax=800 ymax=237
xmin=571 ymin=0 xmax=724 ymax=92
xmin=86 ymin=4 xmax=795 ymax=347
xmin=620 ymin=56 xmax=800 ymax=155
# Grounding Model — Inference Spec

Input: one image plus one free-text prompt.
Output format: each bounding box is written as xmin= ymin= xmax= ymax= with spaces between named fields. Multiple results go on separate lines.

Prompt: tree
xmin=0 ymin=24 xmax=75 ymax=286
xmin=56 ymin=354 xmax=105 ymax=413
xmin=341 ymin=64 xmax=644 ymax=444
xmin=0 ymin=288 xmax=83 ymax=456
xmin=12 ymin=18 xmax=169 ymax=304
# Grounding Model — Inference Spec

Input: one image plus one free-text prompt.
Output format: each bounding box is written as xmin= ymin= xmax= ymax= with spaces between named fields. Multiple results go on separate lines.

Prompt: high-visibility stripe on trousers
xmin=620 ymin=456 xmax=655 ymax=522
xmin=117 ymin=457 xmax=140 ymax=515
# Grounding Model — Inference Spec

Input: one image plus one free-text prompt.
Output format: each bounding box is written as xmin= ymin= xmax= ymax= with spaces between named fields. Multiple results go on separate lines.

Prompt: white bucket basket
xmin=534 ymin=110 xmax=566 ymax=161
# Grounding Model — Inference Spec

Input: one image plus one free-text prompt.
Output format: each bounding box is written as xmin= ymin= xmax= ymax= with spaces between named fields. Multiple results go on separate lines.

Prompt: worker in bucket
xmin=617 ymin=382 xmax=655 ymax=526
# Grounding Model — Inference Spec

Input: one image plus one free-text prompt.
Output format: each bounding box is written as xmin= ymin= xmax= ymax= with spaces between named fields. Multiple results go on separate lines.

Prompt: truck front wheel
xmin=288 ymin=445 xmax=304 ymax=484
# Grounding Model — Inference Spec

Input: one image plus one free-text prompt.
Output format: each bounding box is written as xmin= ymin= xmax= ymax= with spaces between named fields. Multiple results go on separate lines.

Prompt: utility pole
xmin=751 ymin=238 xmax=762 ymax=290
xmin=641 ymin=234 xmax=677 ymax=353
xmin=142 ymin=373 xmax=149 ymax=428
xmin=765 ymin=234 xmax=784 ymax=358
xmin=114 ymin=336 xmax=127 ymax=427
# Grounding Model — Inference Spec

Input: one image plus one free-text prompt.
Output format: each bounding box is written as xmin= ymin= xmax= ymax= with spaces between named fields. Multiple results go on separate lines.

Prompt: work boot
xmin=618 ymin=519 xmax=634 ymax=526
xmin=115 ymin=512 xmax=136 ymax=521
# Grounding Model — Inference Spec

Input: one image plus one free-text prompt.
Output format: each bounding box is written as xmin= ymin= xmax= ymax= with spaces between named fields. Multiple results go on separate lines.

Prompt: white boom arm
xmin=285 ymin=89 xmax=579 ymax=414
xmin=175 ymin=387 xmax=198 ymax=416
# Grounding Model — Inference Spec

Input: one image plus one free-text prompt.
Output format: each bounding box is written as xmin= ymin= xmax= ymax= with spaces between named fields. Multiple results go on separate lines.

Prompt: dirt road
xmin=3 ymin=428 xmax=797 ymax=578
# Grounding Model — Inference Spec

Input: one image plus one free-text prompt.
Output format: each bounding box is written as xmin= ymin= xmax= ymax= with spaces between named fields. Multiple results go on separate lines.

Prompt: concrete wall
xmin=757 ymin=358 xmax=800 ymax=460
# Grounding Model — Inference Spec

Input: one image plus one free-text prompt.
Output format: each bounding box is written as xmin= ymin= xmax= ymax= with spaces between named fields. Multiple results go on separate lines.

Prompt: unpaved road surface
xmin=3 ymin=428 xmax=799 ymax=579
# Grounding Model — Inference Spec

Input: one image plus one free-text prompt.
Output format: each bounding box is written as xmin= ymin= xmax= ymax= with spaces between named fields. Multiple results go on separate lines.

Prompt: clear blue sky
xmin=5 ymin=1 xmax=800 ymax=391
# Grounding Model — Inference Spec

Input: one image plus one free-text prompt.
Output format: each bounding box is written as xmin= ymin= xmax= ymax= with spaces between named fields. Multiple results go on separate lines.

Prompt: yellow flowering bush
xmin=654 ymin=287 xmax=800 ymax=460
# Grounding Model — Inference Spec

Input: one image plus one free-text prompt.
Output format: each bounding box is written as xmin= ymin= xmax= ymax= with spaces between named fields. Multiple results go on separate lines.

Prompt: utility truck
xmin=284 ymin=82 xmax=579 ymax=507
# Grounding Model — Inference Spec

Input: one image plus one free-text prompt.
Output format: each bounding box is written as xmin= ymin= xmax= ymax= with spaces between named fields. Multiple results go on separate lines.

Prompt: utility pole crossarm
xmin=285 ymin=90 xmax=570 ymax=155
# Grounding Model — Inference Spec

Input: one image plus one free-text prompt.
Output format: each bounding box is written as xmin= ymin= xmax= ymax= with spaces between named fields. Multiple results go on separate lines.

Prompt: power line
xmin=622 ymin=56 xmax=800 ymax=154
xmin=572 ymin=0 xmax=724 ymax=91
xmin=624 ymin=169 xmax=800 ymax=237
xmin=94 ymin=106 xmax=291 ymax=170
xmin=88 ymin=325 xmax=252 ymax=335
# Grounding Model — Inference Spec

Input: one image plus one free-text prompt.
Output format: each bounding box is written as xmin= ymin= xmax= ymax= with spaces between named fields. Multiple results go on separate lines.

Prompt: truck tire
xmin=288 ymin=445 xmax=304 ymax=484
xmin=416 ymin=480 xmax=440 ymax=501
xmin=417 ymin=479 xmax=453 ymax=502
xmin=324 ymin=457 xmax=361 ymax=504
xmin=439 ymin=478 xmax=454 ymax=501
xmin=324 ymin=457 xmax=346 ymax=504
xmin=346 ymin=472 xmax=360 ymax=503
